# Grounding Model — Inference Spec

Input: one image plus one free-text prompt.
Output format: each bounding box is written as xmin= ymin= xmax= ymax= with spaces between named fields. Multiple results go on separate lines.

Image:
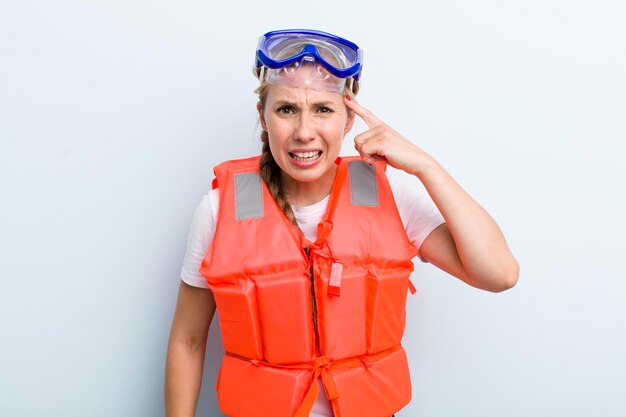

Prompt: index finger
xmin=344 ymin=96 xmax=382 ymax=129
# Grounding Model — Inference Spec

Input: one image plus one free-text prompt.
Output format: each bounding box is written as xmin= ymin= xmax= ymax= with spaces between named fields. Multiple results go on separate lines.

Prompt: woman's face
xmin=258 ymin=84 xmax=355 ymax=190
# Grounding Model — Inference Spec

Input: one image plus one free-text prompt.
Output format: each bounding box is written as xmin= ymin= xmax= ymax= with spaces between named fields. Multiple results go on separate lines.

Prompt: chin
xmin=283 ymin=160 xmax=334 ymax=182
xmin=286 ymin=168 xmax=326 ymax=183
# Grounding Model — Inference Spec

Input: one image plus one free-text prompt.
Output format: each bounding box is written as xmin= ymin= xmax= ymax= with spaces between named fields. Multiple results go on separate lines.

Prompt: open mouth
xmin=288 ymin=150 xmax=322 ymax=162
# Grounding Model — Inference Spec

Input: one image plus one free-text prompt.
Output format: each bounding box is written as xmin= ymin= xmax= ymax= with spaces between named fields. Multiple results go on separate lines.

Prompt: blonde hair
xmin=254 ymin=70 xmax=359 ymax=227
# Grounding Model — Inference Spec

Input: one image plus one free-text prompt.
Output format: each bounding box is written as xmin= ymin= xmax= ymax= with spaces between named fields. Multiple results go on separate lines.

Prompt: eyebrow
xmin=273 ymin=100 xmax=336 ymax=108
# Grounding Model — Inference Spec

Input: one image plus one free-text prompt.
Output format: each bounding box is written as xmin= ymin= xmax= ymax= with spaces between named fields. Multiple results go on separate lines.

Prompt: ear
xmin=257 ymin=102 xmax=267 ymax=131
xmin=343 ymin=109 xmax=356 ymax=135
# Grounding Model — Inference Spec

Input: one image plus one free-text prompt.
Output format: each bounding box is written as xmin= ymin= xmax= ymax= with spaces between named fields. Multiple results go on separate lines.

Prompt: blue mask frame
xmin=255 ymin=29 xmax=363 ymax=81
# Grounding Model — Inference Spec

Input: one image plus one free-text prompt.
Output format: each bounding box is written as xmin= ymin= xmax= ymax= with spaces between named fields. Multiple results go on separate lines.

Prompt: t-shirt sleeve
xmin=386 ymin=167 xmax=446 ymax=263
xmin=180 ymin=189 xmax=220 ymax=288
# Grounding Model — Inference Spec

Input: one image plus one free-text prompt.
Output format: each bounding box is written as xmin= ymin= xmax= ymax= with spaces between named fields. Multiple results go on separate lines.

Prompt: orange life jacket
xmin=200 ymin=155 xmax=419 ymax=417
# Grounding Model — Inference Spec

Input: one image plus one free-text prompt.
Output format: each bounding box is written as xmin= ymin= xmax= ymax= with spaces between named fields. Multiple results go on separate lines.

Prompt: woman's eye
xmin=318 ymin=107 xmax=333 ymax=113
xmin=277 ymin=106 xmax=294 ymax=114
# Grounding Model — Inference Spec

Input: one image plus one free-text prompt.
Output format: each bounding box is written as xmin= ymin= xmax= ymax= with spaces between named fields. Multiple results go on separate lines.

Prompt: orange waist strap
xmin=225 ymin=346 xmax=400 ymax=417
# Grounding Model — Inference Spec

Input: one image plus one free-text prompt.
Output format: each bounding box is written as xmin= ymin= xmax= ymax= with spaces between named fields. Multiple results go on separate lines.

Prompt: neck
xmin=281 ymin=165 xmax=337 ymax=206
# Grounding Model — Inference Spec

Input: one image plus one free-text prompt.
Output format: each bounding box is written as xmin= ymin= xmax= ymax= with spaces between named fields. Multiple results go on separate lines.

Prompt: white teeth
xmin=290 ymin=151 xmax=321 ymax=161
xmin=293 ymin=151 xmax=319 ymax=158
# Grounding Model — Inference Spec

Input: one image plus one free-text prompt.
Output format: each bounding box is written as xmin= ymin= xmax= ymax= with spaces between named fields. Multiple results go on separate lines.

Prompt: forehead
xmin=266 ymin=84 xmax=342 ymax=104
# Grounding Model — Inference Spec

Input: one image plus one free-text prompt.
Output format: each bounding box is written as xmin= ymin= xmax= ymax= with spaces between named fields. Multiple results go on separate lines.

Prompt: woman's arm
xmin=343 ymin=96 xmax=519 ymax=293
xmin=165 ymin=280 xmax=217 ymax=417
xmin=416 ymin=158 xmax=519 ymax=292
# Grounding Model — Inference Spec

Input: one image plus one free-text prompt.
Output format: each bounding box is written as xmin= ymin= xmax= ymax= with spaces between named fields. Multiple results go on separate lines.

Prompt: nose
xmin=293 ymin=113 xmax=316 ymax=142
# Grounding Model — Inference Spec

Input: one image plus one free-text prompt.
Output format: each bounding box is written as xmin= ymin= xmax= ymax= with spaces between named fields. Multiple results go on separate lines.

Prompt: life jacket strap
xmin=294 ymin=346 xmax=400 ymax=416
xmin=224 ymin=346 xmax=401 ymax=417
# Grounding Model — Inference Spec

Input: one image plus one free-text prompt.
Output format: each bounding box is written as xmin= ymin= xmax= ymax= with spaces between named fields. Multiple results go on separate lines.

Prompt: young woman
xmin=165 ymin=29 xmax=519 ymax=417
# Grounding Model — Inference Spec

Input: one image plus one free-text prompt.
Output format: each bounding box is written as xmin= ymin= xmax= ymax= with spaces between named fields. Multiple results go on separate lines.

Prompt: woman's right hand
xmin=344 ymin=96 xmax=436 ymax=178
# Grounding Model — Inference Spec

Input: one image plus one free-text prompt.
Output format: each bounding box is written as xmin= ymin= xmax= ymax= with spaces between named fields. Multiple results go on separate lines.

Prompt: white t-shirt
xmin=179 ymin=166 xmax=445 ymax=416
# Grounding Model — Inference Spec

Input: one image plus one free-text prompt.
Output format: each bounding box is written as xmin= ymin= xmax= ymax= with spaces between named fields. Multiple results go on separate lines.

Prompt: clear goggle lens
xmin=262 ymin=35 xmax=358 ymax=70
xmin=262 ymin=57 xmax=349 ymax=93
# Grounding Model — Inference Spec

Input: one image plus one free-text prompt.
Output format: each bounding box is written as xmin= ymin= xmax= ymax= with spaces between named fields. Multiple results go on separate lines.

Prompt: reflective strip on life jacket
xmin=348 ymin=160 xmax=379 ymax=207
xmin=234 ymin=172 xmax=264 ymax=220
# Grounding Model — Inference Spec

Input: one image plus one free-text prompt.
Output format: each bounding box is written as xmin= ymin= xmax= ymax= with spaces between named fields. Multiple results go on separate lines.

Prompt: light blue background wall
xmin=1 ymin=1 xmax=625 ymax=416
